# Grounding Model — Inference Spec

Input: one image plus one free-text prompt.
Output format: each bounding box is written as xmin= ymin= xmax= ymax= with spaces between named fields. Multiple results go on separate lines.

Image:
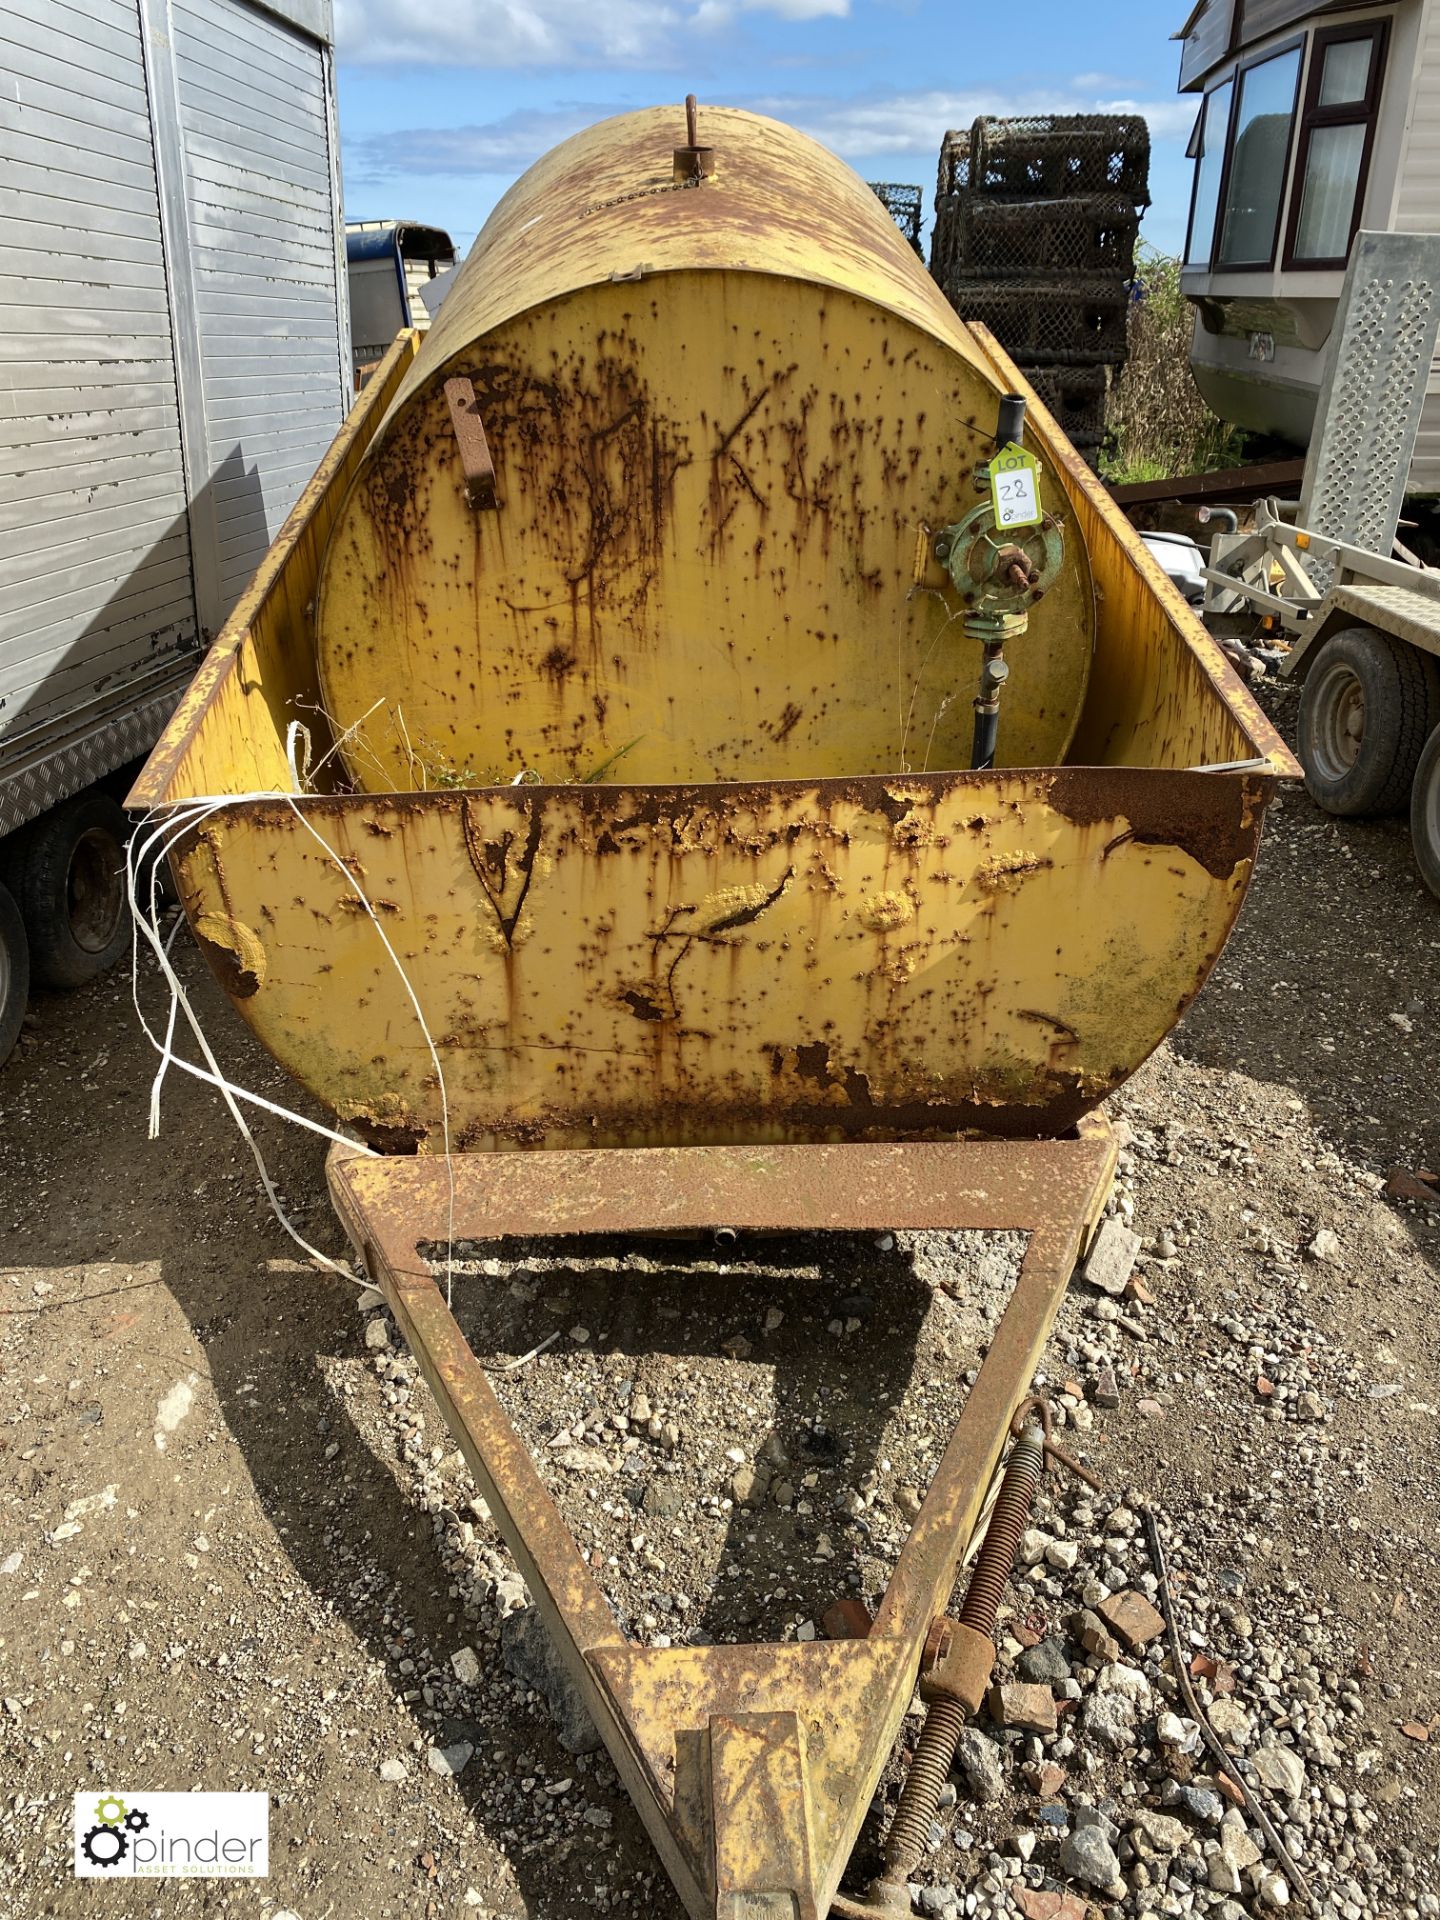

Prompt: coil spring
xmin=960 ymin=1427 xmax=1045 ymax=1637
xmin=880 ymin=1426 xmax=1046 ymax=1882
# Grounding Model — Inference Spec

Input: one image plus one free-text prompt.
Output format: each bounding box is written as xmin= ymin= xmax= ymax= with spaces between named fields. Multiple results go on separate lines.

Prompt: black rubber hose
xmin=972 ymin=705 xmax=999 ymax=772
xmin=995 ymin=393 xmax=1026 ymax=449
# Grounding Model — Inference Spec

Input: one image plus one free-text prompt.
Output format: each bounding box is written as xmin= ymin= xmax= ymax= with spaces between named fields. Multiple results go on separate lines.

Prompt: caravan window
xmin=1216 ymin=45 xmax=1302 ymax=267
xmin=1285 ymin=22 xmax=1389 ymax=268
xmin=1185 ymin=81 xmax=1233 ymax=266
xmin=1185 ymin=40 xmax=1302 ymax=272
xmin=1317 ymin=36 xmax=1373 ymax=106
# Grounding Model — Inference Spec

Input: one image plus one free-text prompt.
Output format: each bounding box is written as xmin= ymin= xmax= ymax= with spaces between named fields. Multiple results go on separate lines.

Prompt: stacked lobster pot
xmin=869 ymin=181 xmax=925 ymax=256
xmin=930 ymin=115 xmax=1150 ymax=459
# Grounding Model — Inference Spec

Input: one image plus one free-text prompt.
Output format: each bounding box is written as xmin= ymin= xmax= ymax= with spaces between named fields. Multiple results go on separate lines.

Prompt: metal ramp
xmin=1299 ymin=231 xmax=1440 ymax=589
xmin=1323 ymin=580 xmax=1440 ymax=652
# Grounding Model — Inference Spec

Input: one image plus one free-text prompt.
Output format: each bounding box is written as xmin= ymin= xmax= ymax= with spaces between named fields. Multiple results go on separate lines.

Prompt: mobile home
xmin=1175 ymin=0 xmax=1440 ymax=491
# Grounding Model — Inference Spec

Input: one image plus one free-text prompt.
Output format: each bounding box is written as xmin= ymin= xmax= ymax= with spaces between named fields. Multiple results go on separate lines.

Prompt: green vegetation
xmin=1103 ymin=248 xmax=1247 ymax=485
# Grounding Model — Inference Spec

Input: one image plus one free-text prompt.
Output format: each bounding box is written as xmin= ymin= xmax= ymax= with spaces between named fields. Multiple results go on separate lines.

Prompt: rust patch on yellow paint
xmin=462 ymin=798 xmax=543 ymax=950
xmin=193 ymin=911 xmax=267 ymax=998
xmin=337 ymin=894 xmax=399 ymax=915
xmin=856 ymin=889 xmax=914 ymax=932
xmin=340 ymin=1093 xmax=429 ymax=1155
xmin=698 ymin=870 xmax=793 ymax=936
xmin=975 ymin=851 xmax=1049 ymax=893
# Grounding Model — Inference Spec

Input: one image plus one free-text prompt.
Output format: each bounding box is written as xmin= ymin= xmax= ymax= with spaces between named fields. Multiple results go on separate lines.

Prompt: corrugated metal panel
xmin=0 ymin=31 xmax=151 ymax=118
xmin=1241 ymin=0 xmax=1396 ymax=41
xmin=170 ymin=0 xmax=346 ymax=611
xmin=0 ymin=110 xmax=160 ymax=181
xmin=403 ymin=256 xmax=443 ymax=326
xmin=1412 ymin=380 xmax=1440 ymax=494
xmin=3 ymin=545 xmax=193 ymax=636
xmin=5 ymin=0 xmax=142 ymax=58
xmin=1182 ymin=0 xmax=1395 ymax=86
xmin=1179 ymin=0 xmax=1236 ymax=88
xmin=0 ymin=371 xmax=176 ymax=418
xmin=0 ymin=0 xmax=198 ymax=764
xmin=1395 ymin=2 xmax=1440 ymax=234
xmin=1 ymin=177 xmax=166 ymax=256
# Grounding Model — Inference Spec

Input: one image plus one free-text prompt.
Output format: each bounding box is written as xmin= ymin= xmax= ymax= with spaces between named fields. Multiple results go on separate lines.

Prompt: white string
xmin=128 ymin=777 xmax=458 ymax=1301
xmin=277 ymin=721 xmax=456 ymax=1300
xmin=128 ymin=799 xmax=363 ymax=1284
xmin=139 ymin=905 xmax=355 ymax=1145
xmin=303 ymin=696 xmax=388 ymax=787
xmin=496 ymin=1329 xmax=561 ymax=1373
xmin=278 ymin=796 xmax=458 ymax=1304
xmin=285 ymin=718 xmax=312 ymax=792
xmin=1188 ymin=755 xmax=1273 ymax=773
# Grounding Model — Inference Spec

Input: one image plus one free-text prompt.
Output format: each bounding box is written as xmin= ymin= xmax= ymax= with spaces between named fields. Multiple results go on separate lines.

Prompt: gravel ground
xmin=1 ymin=675 xmax=1437 ymax=1920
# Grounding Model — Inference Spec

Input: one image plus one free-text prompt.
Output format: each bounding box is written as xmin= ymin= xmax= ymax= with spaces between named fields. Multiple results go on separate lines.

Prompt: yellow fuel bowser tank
xmin=134 ymin=104 xmax=1293 ymax=1156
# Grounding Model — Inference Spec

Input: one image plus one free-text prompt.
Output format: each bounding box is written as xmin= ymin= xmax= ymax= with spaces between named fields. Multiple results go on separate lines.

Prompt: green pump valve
xmin=931 ymin=396 xmax=1066 ymax=769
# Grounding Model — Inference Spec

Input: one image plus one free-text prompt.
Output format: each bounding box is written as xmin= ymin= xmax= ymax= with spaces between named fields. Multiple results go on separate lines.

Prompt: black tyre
xmin=17 ymin=792 xmax=132 ymax=989
xmin=1298 ymin=626 xmax=1440 ymax=816
xmin=0 ymin=878 xmax=29 ymax=1066
xmin=1412 ymin=721 xmax=1440 ymax=902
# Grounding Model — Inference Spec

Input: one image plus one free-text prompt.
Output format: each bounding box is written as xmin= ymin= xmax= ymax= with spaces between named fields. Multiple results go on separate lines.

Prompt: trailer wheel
xmin=1412 ymin=722 xmax=1440 ymax=901
xmin=0 ymin=878 xmax=29 ymax=1065
xmin=1298 ymin=626 xmax=1440 ymax=816
xmin=18 ymin=793 xmax=132 ymax=989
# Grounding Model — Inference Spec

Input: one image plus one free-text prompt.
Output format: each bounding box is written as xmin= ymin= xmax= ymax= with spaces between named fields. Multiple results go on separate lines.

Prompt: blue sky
xmin=333 ymin=0 xmax=1198 ymax=259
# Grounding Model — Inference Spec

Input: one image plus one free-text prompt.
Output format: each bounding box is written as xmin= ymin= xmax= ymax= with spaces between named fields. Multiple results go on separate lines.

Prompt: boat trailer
xmin=327 ymin=1123 xmax=1118 ymax=1919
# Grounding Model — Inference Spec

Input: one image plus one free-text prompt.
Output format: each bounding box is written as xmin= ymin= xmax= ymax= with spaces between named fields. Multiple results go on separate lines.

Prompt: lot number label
xmin=990 ymin=443 xmax=1042 ymax=530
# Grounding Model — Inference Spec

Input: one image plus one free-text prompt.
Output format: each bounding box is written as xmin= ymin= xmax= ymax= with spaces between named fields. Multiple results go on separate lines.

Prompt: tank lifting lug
xmin=443 ymin=376 xmax=498 ymax=513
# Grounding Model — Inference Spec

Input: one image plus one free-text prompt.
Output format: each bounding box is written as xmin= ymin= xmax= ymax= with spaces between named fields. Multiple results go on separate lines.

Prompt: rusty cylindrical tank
xmin=135 ymin=105 xmax=1296 ymax=1153
xmin=315 ymin=105 xmax=1095 ymax=793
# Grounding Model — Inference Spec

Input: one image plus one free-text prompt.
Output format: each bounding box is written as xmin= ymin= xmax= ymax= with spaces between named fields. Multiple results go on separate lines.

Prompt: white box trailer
xmin=0 ymin=0 xmax=350 ymax=1060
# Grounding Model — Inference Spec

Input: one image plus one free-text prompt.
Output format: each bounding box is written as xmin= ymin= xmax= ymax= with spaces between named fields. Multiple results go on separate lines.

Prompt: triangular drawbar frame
xmin=328 ymin=1125 xmax=1116 ymax=1918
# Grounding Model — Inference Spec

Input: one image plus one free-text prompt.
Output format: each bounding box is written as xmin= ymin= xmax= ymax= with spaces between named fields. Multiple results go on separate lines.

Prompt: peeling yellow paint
xmin=857 ymin=891 xmax=914 ymax=933
xmin=975 ymin=851 xmax=1048 ymax=893
xmin=192 ymin=912 xmax=267 ymax=996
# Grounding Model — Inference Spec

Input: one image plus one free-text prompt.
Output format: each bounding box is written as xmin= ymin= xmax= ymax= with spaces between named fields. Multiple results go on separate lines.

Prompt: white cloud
xmin=335 ymin=0 xmax=678 ymax=66
xmin=334 ymin=0 xmax=846 ymax=67
xmin=757 ymin=86 xmax=1197 ymax=158
xmin=346 ymin=105 xmax=612 ymax=183
xmin=351 ymin=83 xmax=1197 ymax=186
xmin=694 ymin=0 xmax=848 ymax=25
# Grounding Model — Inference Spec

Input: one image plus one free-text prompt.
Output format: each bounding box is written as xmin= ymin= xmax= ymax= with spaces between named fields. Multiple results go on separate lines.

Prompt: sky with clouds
xmin=333 ymin=0 xmax=1198 ymax=259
